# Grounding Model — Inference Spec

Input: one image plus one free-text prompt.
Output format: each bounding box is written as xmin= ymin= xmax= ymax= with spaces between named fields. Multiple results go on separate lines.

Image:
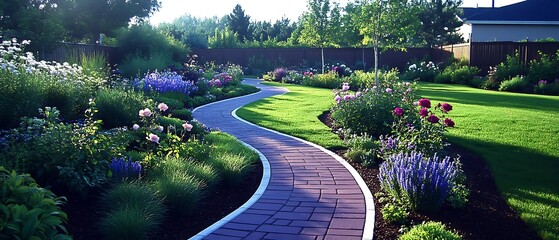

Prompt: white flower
xmin=132 ymin=124 xmax=140 ymax=130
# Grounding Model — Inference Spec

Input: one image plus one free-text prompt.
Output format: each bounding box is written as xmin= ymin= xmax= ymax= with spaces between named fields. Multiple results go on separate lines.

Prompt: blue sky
xmin=149 ymin=0 xmax=525 ymax=26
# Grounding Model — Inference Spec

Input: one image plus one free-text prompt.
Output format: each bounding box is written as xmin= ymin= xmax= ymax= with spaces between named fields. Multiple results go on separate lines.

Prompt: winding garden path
xmin=191 ymin=79 xmax=374 ymax=240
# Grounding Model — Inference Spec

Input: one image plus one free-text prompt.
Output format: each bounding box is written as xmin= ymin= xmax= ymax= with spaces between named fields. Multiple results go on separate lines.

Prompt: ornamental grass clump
xmin=379 ymin=151 xmax=460 ymax=213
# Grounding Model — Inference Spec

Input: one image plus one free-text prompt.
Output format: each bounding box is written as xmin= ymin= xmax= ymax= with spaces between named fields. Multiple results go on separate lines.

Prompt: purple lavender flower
xmin=378 ymin=151 xmax=459 ymax=213
xmin=110 ymin=157 xmax=142 ymax=181
xmin=136 ymin=71 xmax=198 ymax=95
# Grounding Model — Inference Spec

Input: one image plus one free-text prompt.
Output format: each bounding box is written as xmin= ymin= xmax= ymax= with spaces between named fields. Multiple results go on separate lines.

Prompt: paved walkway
xmin=191 ymin=79 xmax=374 ymax=240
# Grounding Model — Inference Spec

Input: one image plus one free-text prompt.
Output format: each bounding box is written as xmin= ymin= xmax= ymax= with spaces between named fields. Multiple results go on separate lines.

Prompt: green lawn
xmin=237 ymin=81 xmax=559 ymax=240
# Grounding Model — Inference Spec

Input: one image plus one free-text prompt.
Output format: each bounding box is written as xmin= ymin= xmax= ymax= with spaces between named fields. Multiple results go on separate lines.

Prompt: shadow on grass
xmin=419 ymin=83 xmax=559 ymax=113
xmin=449 ymin=135 xmax=559 ymax=239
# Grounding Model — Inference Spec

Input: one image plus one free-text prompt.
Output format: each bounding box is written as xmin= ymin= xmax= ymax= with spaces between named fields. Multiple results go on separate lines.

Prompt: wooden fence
xmin=192 ymin=47 xmax=452 ymax=73
xmin=443 ymin=42 xmax=559 ymax=73
xmin=39 ymin=43 xmax=120 ymax=65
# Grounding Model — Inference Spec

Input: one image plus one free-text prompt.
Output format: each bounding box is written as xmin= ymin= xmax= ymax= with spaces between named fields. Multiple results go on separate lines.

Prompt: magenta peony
xmin=419 ymin=107 xmax=429 ymax=117
xmin=427 ymin=114 xmax=440 ymax=123
xmin=394 ymin=107 xmax=404 ymax=116
xmin=444 ymin=118 xmax=455 ymax=127
xmin=441 ymin=103 xmax=453 ymax=113
xmin=418 ymin=98 xmax=431 ymax=108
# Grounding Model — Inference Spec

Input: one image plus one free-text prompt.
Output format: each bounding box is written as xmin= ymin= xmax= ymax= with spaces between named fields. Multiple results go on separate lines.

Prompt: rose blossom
xmin=441 ymin=103 xmax=453 ymax=113
xmin=427 ymin=114 xmax=440 ymax=124
xmin=356 ymin=92 xmax=362 ymax=97
xmin=183 ymin=123 xmax=193 ymax=131
xmin=132 ymin=124 xmax=140 ymax=130
xmin=394 ymin=107 xmax=404 ymax=116
xmin=139 ymin=108 xmax=152 ymax=117
xmin=444 ymin=118 xmax=455 ymax=127
xmin=157 ymin=126 xmax=164 ymax=132
xmin=418 ymin=98 xmax=431 ymax=108
xmin=334 ymin=95 xmax=342 ymax=103
xmin=342 ymin=83 xmax=350 ymax=91
xmin=158 ymin=103 xmax=169 ymax=112
xmin=419 ymin=107 xmax=429 ymax=117
xmin=385 ymin=88 xmax=393 ymax=93
xmin=147 ymin=133 xmax=160 ymax=144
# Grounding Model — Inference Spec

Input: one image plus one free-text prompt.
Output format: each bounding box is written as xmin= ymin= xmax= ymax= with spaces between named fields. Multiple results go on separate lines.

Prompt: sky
xmin=149 ymin=0 xmax=525 ymax=26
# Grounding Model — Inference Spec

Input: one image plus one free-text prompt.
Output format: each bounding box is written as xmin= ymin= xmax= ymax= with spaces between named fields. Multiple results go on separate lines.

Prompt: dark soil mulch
xmin=63 ymin=161 xmax=263 ymax=240
xmin=318 ymin=111 xmax=541 ymax=240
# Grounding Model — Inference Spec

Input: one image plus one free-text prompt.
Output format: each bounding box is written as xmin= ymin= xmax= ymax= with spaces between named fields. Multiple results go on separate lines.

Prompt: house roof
xmin=461 ymin=0 xmax=559 ymax=24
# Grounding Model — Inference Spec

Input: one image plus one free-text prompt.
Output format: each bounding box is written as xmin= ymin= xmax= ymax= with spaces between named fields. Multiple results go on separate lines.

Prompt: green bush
xmin=399 ymin=222 xmax=461 ymax=240
xmin=172 ymin=108 xmax=193 ymax=121
xmin=0 ymin=71 xmax=46 ymax=128
xmin=499 ymin=76 xmax=531 ymax=93
xmin=435 ymin=62 xmax=480 ymax=86
xmin=67 ymin=50 xmax=109 ymax=80
xmin=99 ymin=207 xmax=160 ymax=240
xmin=534 ymin=81 xmax=559 ymax=95
xmin=527 ymin=52 xmax=559 ymax=84
xmin=402 ymin=61 xmax=439 ymax=82
xmin=344 ymin=134 xmax=378 ymax=167
xmin=303 ymin=72 xmax=343 ymax=89
xmin=0 ymin=166 xmax=71 ymax=240
xmin=495 ymin=53 xmax=527 ymax=82
xmin=381 ymin=203 xmax=409 ymax=224
xmin=95 ymin=88 xmax=150 ymax=129
xmin=158 ymin=116 xmax=184 ymax=131
xmin=351 ymin=69 xmax=400 ymax=90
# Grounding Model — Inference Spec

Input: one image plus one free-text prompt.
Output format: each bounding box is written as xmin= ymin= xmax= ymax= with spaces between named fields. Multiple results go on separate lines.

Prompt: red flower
xmin=444 ymin=118 xmax=455 ymax=127
xmin=419 ymin=108 xmax=429 ymax=117
xmin=418 ymin=98 xmax=431 ymax=108
xmin=394 ymin=107 xmax=404 ymax=116
xmin=427 ymin=114 xmax=440 ymax=123
xmin=441 ymin=103 xmax=453 ymax=113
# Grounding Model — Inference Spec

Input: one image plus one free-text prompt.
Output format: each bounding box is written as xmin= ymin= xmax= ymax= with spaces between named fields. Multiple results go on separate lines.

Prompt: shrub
xmin=172 ymin=108 xmax=193 ymax=121
xmin=399 ymin=221 xmax=461 ymax=240
xmin=495 ymin=52 xmax=527 ymax=82
xmin=331 ymin=81 xmax=417 ymax=137
xmin=95 ymin=88 xmax=150 ymax=129
xmin=272 ymin=67 xmax=288 ymax=81
xmin=379 ymin=152 xmax=461 ymax=213
xmin=344 ymin=134 xmax=378 ymax=167
xmin=533 ymin=80 xmax=559 ymax=95
xmin=303 ymin=72 xmax=343 ymax=89
xmin=499 ymin=76 xmax=531 ymax=93
xmin=402 ymin=61 xmax=439 ymax=82
xmin=526 ymin=52 xmax=559 ymax=85
xmin=381 ymin=203 xmax=409 ymax=224
xmin=0 ymin=166 xmax=71 ymax=239
xmin=435 ymin=62 xmax=480 ymax=86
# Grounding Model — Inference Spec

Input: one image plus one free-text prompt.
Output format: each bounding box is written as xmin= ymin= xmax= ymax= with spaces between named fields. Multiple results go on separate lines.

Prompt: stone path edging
xmin=190 ymin=79 xmax=375 ymax=240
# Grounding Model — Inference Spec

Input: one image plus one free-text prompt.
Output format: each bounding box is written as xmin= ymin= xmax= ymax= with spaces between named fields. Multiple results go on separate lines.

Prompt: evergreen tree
xmin=227 ymin=4 xmax=251 ymax=42
xmin=416 ymin=0 xmax=464 ymax=47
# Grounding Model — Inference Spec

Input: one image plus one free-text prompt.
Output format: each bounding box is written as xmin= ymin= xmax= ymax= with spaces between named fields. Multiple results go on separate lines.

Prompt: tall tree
xmin=353 ymin=0 xmax=420 ymax=85
xmin=416 ymin=0 xmax=464 ymax=47
xmin=298 ymin=0 xmax=343 ymax=73
xmin=64 ymin=0 xmax=160 ymax=43
xmin=227 ymin=4 xmax=251 ymax=42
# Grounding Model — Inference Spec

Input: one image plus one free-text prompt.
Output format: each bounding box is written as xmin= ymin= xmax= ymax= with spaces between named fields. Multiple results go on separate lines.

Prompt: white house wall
xmin=458 ymin=23 xmax=473 ymax=42
xmin=471 ymin=24 xmax=559 ymax=42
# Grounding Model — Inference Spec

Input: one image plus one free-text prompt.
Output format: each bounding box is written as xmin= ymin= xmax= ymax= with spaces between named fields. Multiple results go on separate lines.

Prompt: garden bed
xmin=319 ymin=111 xmax=541 ymax=240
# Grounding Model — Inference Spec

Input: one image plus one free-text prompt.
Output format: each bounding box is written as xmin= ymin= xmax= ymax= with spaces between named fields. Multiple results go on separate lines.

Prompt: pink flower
xmin=394 ymin=107 xmax=404 ymax=116
xmin=419 ymin=107 xmax=429 ymax=117
xmin=158 ymin=103 xmax=169 ymax=112
xmin=385 ymin=88 xmax=393 ymax=93
xmin=441 ymin=103 xmax=453 ymax=113
xmin=444 ymin=118 xmax=455 ymax=127
xmin=418 ymin=98 xmax=431 ymax=108
xmin=157 ymin=126 xmax=164 ymax=132
xmin=341 ymin=83 xmax=350 ymax=91
xmin=334 ymin=95 xmax=342 ymax=103
xmin=146 ymin=133 xmax=160 ymax=144
xmin=132 ymin=124 xmax=140 ymax=130
xmin=356 ymin=92 xmax=362 ymax=97
xmin=139 ymin=108 xmax=152 ymax=118
xmin=427 ymin=114 xmax=440 ymax=124
xmin=183 ymin=123 xmax=193 ymax=131
xmin=343 ymin=95 xmax=356 ymax=101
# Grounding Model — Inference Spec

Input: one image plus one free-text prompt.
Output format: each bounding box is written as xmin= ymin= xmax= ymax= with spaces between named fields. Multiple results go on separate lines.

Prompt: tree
xmin=64 ymin=0 xmax=160 ymax=43
xmin=352 ymin=0 xmax=420 ymax=85
xmin=298 ymin=0 xmax=343 ymax=73
xmin=416 ymin=0 xmax=464 ymax=47
xmin=227 ymin=4 xmax=251 ymax=42
xmin=208 ymin=28 xmax=240 ymax=48
xmin=0 ymin=0 xmax=68 ymax=52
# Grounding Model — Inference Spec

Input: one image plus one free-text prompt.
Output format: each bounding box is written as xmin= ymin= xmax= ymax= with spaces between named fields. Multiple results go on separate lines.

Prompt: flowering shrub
xmin=209 ymin=72 xmax=234 ymax=87
xmin=435 ymin=62 xmax=480 ymax=86
xmin=303 ymin=71 xmax=346 ymax=89
xmin=379 ymin=151 xmax=461 ymax=213
xmin=403 ymin=61 xmax=440 ymax=82
xmin=135 ymin=70 xmax=198 ymax=95
xmin=329 ymin=63 xmax=352 ymax=77
xmin=499 ymin=76 xmax=530 ymax=93
xmin=331 ymin=78 xmax=418 ymax=138
xmin=533 ymin=79 xmax=559 ymax=95
xmin=272 ymin=67 xmax=288 ymax=81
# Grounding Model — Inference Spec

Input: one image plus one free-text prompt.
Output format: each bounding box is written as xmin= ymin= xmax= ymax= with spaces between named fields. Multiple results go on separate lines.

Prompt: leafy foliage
xmin=399 ymin=221 xmax=461 ymax=240
xmin=0 ymin=166 xmax=71 ymax=240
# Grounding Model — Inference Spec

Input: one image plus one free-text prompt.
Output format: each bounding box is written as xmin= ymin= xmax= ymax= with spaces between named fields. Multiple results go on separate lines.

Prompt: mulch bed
xmin=63 ymin=161 xmax=263 ymax=240
xmin=318 ymin=111 xmax=541 ymax=240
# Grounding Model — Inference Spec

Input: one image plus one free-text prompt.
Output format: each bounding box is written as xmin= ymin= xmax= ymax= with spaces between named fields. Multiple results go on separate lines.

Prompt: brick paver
xmin=191 ymin=79 xmax=373 ymax=240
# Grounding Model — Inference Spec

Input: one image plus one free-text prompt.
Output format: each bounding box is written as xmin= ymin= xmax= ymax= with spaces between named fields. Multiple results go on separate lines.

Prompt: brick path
xmin=191 ymin=79 xmax=374 ymax=240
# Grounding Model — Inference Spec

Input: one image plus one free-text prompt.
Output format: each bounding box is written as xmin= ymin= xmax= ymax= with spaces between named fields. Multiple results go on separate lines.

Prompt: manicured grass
xmin=236 ymin=82 xmax=345 ymax=150
xmin=238 ymin=81 xmax=559 ymax=240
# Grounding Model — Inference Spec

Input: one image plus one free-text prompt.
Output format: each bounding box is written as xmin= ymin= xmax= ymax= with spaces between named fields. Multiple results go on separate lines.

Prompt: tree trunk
xmin=321 ymin=47 xmax=325 ymax=74
xmin=374 ymin=44 xmax=379 ymax=87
